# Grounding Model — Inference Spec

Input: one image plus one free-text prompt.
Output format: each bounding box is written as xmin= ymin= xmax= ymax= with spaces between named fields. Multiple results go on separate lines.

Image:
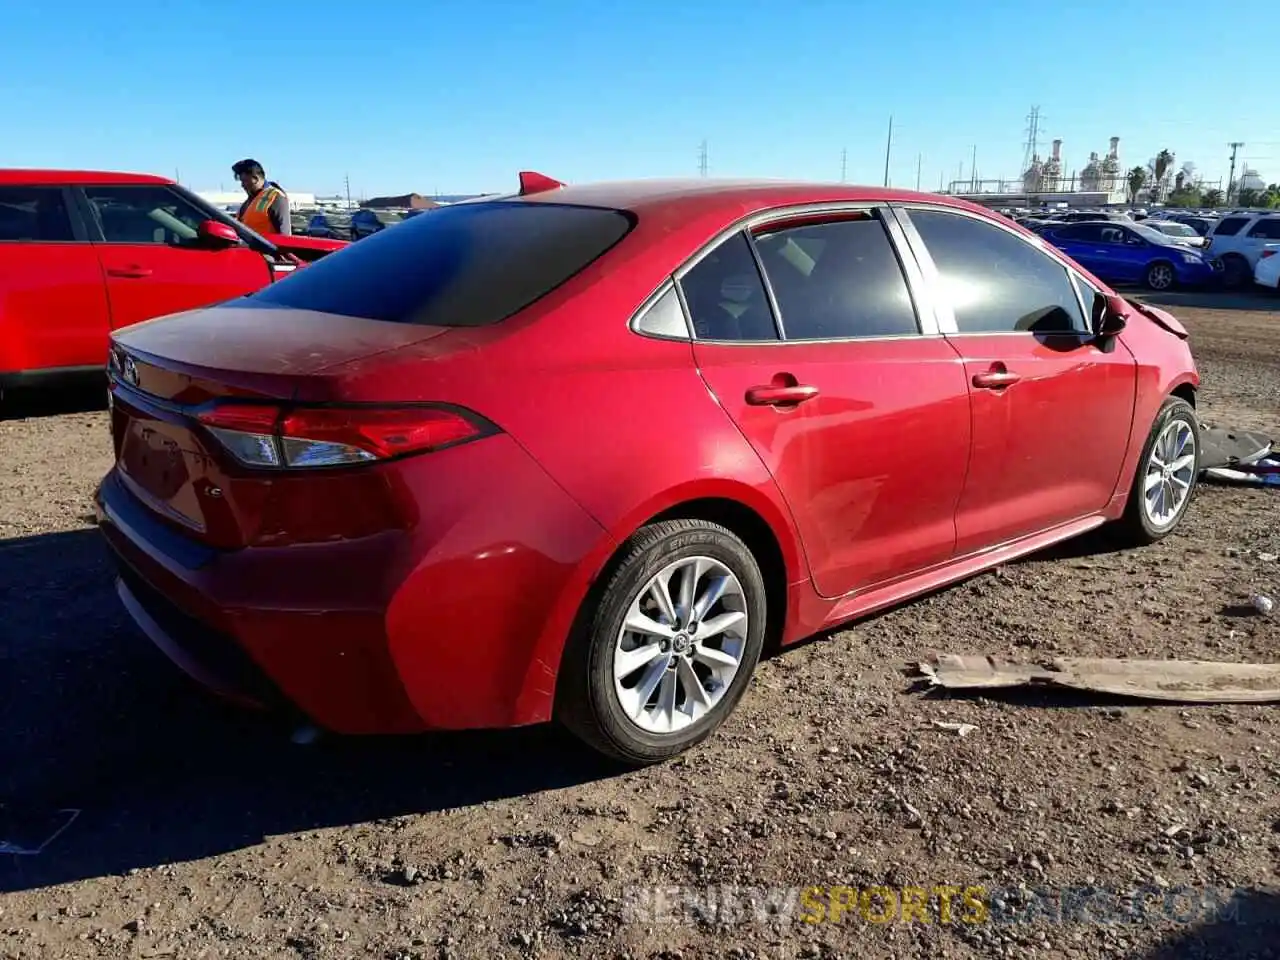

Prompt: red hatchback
xmin=95 ymin=175 xmax=1201 ymax=763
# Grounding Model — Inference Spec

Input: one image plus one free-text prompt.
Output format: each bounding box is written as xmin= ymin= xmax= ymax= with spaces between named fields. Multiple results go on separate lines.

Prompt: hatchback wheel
xmin=1114 ymin=396 xmax=1199 ymax=545
xmin=1144 ymin=261 xmax=1175 ymax=291
xmin=556 ymin=519 xmax=766 ymax=765
xmin=1221 ymin=255 xmax=1249 ymax=289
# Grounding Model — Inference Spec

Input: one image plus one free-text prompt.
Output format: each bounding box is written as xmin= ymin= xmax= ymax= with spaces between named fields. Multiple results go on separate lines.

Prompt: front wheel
xmin=1113 ymin=396 xmax=1200 ymax=546
xmin=556 ymin=519 xmax=766 ymax=765
xmin=1144 ymin=260 xmax=1176 ymax=291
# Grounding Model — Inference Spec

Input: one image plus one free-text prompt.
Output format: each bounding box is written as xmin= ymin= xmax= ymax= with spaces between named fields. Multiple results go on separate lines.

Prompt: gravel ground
xmin=1 ymin=300 xmax=1278 ymax=960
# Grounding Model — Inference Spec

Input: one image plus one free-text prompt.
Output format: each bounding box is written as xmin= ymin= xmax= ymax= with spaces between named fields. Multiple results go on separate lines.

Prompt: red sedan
xmin=95 ymin=174 xmax=1201 ymax=764
xmin=0 ymin=169 xmax=345 ymax=398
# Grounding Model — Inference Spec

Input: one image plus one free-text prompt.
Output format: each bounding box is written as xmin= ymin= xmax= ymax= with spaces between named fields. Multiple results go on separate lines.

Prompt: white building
xmin=196 ymin=190 xmax=318 ymax=210
xmin=1239 ymin=167 xmax=1266 ymax=192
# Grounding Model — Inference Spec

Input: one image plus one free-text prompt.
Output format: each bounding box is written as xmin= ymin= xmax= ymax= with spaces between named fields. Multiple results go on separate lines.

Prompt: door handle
xmin=972 ymin=367 xmax=1021 ymax=390
xmin=745 ymin=383 xmax=819 ymax=406
xmin=107 ymin=266 xmax=152 ymax=278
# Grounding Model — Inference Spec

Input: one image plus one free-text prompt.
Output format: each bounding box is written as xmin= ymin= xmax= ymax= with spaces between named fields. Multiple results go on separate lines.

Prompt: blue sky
xmin=3 ymin=0 xmax=1275 ymax=198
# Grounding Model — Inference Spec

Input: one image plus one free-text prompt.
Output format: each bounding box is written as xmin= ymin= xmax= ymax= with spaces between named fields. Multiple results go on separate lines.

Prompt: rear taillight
xmin=196 ymin=403 xmax=494 ymax=469
xmin=1262 ymin=250 xmax=1276 ymax=260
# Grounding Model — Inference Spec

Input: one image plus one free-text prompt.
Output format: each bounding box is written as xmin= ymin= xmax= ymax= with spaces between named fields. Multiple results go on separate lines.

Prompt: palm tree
xmin=1203 ymin=189 xmax=1224 ymax=207
xmin=1127 ymin=166 xmax=1147 ymax=205
xmin=1151 ymin=149 xmax=1175 ymax=201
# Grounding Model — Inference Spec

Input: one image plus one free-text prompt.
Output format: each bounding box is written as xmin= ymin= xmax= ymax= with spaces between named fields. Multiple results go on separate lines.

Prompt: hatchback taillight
xmin=195 ymin=403 xmax=495 ymax=469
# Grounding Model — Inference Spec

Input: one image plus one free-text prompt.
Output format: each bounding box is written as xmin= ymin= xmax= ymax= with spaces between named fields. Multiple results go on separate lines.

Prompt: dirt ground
xmin=2 ymin=297 xmax=1278 ymax=960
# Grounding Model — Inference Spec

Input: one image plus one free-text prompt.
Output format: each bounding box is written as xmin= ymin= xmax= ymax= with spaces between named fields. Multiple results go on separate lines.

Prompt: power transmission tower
xmin=916 ymin=153 xmax=922 ymax=192
xmin=882 ymin=115 xmax=893 ymax=187
xmin=344 ymin=173 xmax=352 ymax=209
xmin=841 ymin=148 xmax=847 ymax=183
xmin=698 ymin=141 xmax=709 ymax=177
xmin=1022 ymin=105 xmax=1042 ymax=175
xmin=1227 ymin=142 xmax=1244 ymax=202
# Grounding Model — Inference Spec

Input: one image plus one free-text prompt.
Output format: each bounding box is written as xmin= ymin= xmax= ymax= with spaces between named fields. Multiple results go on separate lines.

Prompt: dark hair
xmin=232 ymin=158 xmax=265 ymax=178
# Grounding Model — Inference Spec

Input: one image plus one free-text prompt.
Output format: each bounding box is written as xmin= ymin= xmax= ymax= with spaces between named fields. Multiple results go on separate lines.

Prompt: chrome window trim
xmin=640 ymin=200 xmax=942 ymax=346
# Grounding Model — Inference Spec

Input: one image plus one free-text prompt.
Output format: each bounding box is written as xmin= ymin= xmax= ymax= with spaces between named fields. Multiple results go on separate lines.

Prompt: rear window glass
xmin=248 ymin=201 xmax=633 ymax=326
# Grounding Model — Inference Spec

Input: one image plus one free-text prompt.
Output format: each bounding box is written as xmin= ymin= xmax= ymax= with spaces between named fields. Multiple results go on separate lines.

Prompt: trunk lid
xmin=108 ymin=303 xmax=455 ymax=548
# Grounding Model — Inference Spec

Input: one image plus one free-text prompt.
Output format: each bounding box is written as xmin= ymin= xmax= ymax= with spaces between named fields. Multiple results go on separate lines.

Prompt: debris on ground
xmin=919 ymin=654 xmax=1280 ymax=702
xmin=1198 ymin=425 xmax=1280 ymax=487
xmin=928 ymin=720 xmax=978 ymax=737
xmin=1251 ymin=593 xmax=1275 ymax=616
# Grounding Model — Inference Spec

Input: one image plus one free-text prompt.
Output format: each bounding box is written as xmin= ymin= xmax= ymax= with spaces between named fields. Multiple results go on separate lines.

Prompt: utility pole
xmin=344 ymin=173 xmax=352 ymax=209
xmin=915 ymin=154 xmax=922 ymax=192
xmin=840 ymin=148 xmax=847 ymax=183
xmin=970 ymin=145 xmax=978 ymax=191
xmin=1227 ymin=142 xmax=1243 ymax=203
xmin=882 ymin=115 xmax=893 ymax=187
xmin=698 ymin=140 xmax=709 ymax=177
xmin=175 ymin=168 xmax=180 ymax=184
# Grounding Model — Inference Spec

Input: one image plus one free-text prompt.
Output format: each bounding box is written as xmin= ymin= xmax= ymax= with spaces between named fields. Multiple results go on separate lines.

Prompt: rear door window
xmin=249 ymin=201 xmax=633 ymax=326
xmin=0 ymin=187 xmax=75 ymax=242
xmin=1246 ymin=218 xmax=1280 ymax=240
xmin=1213 ymin=217 xmax=1249 ymax=237
xmin=678 ymin=232 xmax=779 ymax=341
xmin=752 ymin=216 xmax=919 ymax=339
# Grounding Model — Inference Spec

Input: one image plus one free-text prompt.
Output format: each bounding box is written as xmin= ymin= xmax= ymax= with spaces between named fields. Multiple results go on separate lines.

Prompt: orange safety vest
xmin=239 ymin=185 xmax=284 ymax=234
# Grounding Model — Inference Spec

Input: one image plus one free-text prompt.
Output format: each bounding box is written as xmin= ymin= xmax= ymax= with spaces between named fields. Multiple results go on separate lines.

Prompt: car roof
xmin=510 ymin=177 xmax=994 ymax=221
xmin=0 ymin=168 xmax=174 ymax=186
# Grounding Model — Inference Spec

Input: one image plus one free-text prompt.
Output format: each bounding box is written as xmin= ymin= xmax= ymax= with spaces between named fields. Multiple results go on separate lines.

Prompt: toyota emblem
xmin=122 ymin=355 xmax=139 ymax=386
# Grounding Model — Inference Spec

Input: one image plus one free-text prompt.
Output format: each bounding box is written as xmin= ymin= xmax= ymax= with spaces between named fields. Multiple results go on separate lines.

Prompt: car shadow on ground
xmin=0 ymin=378 xmax=107 ymax=421
xmin=1138 ymin=888 xmax=1280 ymax=959
xmin=0 ymin=528 xmax=621 ymax=893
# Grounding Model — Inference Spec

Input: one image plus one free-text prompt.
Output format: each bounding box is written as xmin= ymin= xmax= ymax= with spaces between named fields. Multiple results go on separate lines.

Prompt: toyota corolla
xmin=96 ymin=173 xmax=1201 ymax=764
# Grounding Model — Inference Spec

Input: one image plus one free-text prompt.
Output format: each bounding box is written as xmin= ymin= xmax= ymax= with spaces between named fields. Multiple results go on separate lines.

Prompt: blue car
xmin=1042 ymin=220 xmax=1222 ymax=291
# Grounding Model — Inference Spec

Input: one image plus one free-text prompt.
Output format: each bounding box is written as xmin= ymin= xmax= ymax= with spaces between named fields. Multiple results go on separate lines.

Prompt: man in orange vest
xmin=232 ymin=158 xmax=291 ymax=235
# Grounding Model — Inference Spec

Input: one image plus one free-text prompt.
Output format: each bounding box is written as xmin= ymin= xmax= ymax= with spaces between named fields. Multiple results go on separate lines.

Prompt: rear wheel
xmin=1221 ymin=254 xmax=1250 ymax=289
xmin=556 ymin=519 xmax=766 ymax=765
xmin=1144 ymin=261 xmax=1176 ymax=291
xmin=1113 ymin=396 xmax=1199 ymax=546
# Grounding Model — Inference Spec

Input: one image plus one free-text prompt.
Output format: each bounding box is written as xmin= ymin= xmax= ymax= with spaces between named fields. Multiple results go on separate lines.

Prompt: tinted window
xmin=85 ymin=185 xmax=210 ymax=245
xmin=0 ymin=187 xmax=75 ymax=242
xmin=679 ymin=232 xmax=778 ymax=341
xmin=908 ymin=209 xmax=1088 ymax=335
xmin=1053 ymin=223 xmax=1104 ymax=242
xmin=1247 ymin=218 xmax=1280 ymax=240
xmin=1213 ymin=217 xmax=1249 ymax=237
xmin=753 ymin=217 xmax=918 ymax=339
xmin=250 ymin=201 xmax=632 ymax=326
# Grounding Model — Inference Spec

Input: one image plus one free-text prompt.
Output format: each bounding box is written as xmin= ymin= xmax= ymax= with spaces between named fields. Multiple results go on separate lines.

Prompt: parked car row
xmin=0 ymin=169 xmax=347 ymax=397
xmin=303 ymin=208 xmax=412 ymax=242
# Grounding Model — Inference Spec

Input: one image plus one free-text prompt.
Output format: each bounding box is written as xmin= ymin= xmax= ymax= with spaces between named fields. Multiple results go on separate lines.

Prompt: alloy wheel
xmin=1142 ymin=418 xmax=1197 ymax=528
xmin=611 ymin=556 xmax=748 ymax=735
xmin=1148 ymin=264 xmax=1174 ymax=290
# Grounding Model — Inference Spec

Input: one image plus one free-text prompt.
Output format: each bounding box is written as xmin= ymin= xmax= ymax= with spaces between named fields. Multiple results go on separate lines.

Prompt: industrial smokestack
xmin=1109 ymin=137 xmax=1119 ymax=158
xmin=1052 ymin=139 xmax=1062 ymax=161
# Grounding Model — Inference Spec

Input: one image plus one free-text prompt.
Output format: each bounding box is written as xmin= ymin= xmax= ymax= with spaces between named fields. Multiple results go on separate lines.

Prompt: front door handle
xmin=107 ymin=266 xmax=153 ymax=278
xmin=972 ymin=366 xmax=1021 ymax=390
xmin=745 ymin=383 xmax=819 ymax=406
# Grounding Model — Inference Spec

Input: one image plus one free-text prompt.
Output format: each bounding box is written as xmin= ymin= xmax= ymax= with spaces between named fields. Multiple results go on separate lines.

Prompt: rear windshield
xmin=247 ymin=201 xmax=633 ymax=326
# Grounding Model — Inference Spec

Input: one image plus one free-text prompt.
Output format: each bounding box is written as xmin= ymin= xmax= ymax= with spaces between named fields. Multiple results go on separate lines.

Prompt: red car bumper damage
xmin=95 ymin=433 xmax=609 ymax=735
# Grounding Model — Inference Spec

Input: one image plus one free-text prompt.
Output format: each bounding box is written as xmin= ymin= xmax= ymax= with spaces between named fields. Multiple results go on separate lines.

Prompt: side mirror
xmin=197 ymin=219 xmax=241 ymax=248
xmin=1091 ymin=292 xmax=1127 ymax=338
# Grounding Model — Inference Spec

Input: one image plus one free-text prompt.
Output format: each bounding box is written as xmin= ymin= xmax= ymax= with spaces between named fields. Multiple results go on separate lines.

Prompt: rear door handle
xmin=972 ymin=369 xmax=1021 ymax=389
xmin=745 ymin=384 xmax=820 ymax=406
xmin=107 ymin=266 xmax=153 ymax=278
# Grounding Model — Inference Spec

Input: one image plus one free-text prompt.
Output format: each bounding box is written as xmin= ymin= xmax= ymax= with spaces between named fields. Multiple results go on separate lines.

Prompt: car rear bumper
xmin=95 ymin=433 xmax=609 ymax=735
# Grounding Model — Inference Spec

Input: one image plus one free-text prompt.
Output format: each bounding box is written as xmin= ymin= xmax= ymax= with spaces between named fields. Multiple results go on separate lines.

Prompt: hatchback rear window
xmin=248 ymin=201 xmax=633 ymax=326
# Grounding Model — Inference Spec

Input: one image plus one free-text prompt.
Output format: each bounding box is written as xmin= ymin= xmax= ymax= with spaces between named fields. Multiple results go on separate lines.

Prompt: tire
xmin=1112 ymin=396 xmax=1200 ymax=546
xmin=556 ymin=519 xmax=767 ymax=765
xmin=1221 ymin=255 xmax=1249 ymax=289
xmin=1144 ymin=260 xmax=1176 ymax=291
